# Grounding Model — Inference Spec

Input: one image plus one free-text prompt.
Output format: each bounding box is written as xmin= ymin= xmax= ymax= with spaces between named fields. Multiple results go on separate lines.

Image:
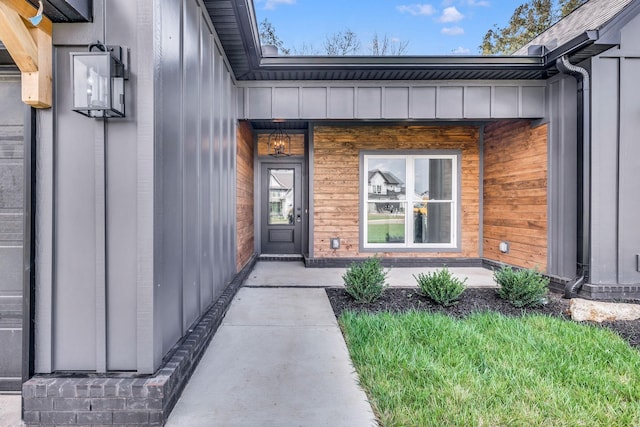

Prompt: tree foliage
xmin=259 ymin=18 xmax=290 ymax=55
xmin=480 ymin=0 xmax=587 ymax=55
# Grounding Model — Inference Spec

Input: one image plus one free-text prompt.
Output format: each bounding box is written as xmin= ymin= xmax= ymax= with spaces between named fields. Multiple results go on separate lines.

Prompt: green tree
xmin=481 ymin=0 xmax=587 ymax=55
xmin=559 ymin=0 xmax=586 ymax=16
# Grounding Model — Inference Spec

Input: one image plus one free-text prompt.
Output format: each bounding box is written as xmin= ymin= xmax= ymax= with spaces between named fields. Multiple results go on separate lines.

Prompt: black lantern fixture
xmin=268 ymin=126 xmax=291 ymax=157
xmin=70 ymin=43 xmax=127 ymax=118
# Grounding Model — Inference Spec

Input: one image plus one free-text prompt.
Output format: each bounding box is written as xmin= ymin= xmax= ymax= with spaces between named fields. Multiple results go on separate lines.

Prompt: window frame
xmin=359 ymin=150 xmax=462 ymax=252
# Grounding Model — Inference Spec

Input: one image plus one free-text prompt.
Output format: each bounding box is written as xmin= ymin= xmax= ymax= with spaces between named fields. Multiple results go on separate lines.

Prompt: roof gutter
xmin=556 ymin=55 xmax=591 ymax=298
xmin=545 ymin=30 xmax=600 ymax=66
xmin=258 ymin=55 xmax=545 ymax=70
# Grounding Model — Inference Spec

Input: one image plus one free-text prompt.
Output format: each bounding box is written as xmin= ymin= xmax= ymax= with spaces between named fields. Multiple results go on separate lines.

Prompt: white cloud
xmin=441 ymin=26 xmax=464 ymax=35
xmin=397 ymin=4 xmax=437 ymax=16
xmin=263 ymin=0 xmax=296 ymax=10
xmin=439 ymin=6 xmax=464 ymax=22
xmin=468 ymin=0 xmax=490 ymax=6
xmin=452 ymin=46 xmax=471 ymax=54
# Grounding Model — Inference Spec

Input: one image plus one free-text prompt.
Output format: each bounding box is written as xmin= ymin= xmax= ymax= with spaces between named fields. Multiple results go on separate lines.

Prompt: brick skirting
xmin=22 ymin=254 xmax=257 ymax=427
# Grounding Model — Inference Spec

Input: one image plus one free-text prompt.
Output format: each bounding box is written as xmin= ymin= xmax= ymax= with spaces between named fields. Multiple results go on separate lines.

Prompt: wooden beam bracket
xmin=0 ymin=0 xmax=52 ymax=108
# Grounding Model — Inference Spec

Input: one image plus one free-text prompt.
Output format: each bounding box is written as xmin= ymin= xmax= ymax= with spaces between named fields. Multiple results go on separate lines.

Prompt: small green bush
xmin=343 ymin=257 xmax=389 ymax=303
xmin=414 ymin=268 xmax=466 ymax=306
xmin=494 ymin=266 xmax=549 ymax=308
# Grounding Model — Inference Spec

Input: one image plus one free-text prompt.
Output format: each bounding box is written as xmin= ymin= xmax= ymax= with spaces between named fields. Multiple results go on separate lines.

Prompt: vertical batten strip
xmin=94 ymin=120 xmax=107 ymax=373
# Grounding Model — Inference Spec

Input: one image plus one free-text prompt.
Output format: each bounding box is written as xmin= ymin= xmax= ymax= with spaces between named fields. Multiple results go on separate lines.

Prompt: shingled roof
xmin=515 ymin=0 xmax=637 ymax=55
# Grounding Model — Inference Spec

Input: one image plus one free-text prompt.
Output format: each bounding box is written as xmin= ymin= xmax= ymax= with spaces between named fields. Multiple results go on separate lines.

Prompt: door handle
xmin=296 ymin=214 xmax=301 ymax=223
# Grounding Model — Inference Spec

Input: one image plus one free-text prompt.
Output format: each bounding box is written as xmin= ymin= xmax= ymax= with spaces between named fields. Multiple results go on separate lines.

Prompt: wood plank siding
xmin=313 ymin=125 xmax=481 ymax=259
xmin=236 ymin=121 xmax=254 ymax=271
xmin=257 ymin=133 xmax=305 ymax=157
xmin=483 ymin=120 xmax=548 ymax=270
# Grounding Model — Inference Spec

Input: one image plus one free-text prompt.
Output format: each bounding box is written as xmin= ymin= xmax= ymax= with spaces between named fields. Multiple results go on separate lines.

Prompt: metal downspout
xmin=556 ymin=55 xmax=591 ymax=298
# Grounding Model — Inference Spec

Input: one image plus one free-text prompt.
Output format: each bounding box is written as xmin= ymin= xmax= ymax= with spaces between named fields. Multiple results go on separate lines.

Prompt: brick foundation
xmin=22 ymin=255 xmax=256 ymax=427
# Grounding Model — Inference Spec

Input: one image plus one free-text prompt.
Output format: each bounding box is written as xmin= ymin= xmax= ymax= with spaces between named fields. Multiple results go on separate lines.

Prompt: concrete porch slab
xmin=244 ymin=261 xmax=497 ymax=288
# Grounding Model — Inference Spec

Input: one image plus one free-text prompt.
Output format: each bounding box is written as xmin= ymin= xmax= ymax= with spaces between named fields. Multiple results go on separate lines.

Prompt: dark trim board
xmin=304 ymin=256 xmax=484 ymax=268
xmin=581 ymin=284 xmax=640 ymax=301
xmin=22 ymin=254 xmax=257 ymax=426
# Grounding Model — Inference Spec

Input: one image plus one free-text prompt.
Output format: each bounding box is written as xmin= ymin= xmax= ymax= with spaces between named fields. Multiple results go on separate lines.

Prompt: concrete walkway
xmin=166 ymin=287 xmax=377 ymax=427
xmin=0 ymin=394 xmax=22 ymax=427
xmin=167 ymin=262 xmax=495 ymax=427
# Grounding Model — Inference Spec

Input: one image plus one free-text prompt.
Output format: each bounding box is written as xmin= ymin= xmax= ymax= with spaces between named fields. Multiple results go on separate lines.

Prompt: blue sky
xmin=254 ymin=0 xmax=526 ymax=55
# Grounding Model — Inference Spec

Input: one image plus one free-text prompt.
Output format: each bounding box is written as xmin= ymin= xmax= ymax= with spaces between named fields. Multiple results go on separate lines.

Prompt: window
xmin=363 ymin=153 xmax=458 ymax=249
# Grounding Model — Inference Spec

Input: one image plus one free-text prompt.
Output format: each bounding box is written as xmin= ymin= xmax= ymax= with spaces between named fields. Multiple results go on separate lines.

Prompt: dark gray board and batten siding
xmin=590 ymin=14 xmax=640 ymax=287
xmin=33 ymin=0 xmax=239 ymax=375
xmin=238 ymin=82 xmax=547 ymax=120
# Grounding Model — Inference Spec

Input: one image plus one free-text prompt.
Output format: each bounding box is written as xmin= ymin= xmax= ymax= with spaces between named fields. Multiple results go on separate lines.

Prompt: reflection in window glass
xmin=367 ymin=202 xmax=406 ymax=244
xmin=366 ymin=158 xmax=406 ymax=244
xmin=268 ymin=169 xmax=294 ymax=225
xmin=364 ymin=154 xmax=457 ymax=249
xmin=413 ymin=202 xmax=452 ymax=244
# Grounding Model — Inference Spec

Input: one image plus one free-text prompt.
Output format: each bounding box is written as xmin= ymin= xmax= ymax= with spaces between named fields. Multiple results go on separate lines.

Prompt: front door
xmin=261 ymin=163 xmax=302 ymax=254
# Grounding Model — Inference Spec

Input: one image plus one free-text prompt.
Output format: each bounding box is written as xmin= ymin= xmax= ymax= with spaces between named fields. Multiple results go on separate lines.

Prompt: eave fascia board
xmin=234 ymin=0 xmax=261 ymax=70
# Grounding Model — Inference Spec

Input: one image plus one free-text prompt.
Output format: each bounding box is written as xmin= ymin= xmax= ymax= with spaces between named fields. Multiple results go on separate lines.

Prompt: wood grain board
xmin=483 ymin=120 xmax=548 ymax=270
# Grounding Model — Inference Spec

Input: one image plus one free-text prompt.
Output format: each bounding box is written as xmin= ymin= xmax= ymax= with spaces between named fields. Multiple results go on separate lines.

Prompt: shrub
xmin=414 ymin=268 xmax=466 ymax=306
xmin=343 ymin=257 xmax=389 ymax=303
xmin=494 ymin=266 xmax=549 ymax=308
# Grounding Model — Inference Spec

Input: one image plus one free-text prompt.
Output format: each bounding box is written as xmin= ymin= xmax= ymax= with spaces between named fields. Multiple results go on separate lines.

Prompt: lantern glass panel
xmin=71 ymin=52 xmax=125 ymax=118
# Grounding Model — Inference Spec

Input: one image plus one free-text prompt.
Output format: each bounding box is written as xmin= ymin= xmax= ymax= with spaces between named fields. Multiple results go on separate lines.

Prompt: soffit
xmin=25 ymin=0 xmax=91 ymax=22
xmin=205 ymin=0 xmax=638 ymax=81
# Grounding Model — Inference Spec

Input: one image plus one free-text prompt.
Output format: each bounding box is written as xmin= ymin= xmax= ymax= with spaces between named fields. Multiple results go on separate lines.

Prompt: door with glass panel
xmin=261 ymin=163 xmax=302 ymax=254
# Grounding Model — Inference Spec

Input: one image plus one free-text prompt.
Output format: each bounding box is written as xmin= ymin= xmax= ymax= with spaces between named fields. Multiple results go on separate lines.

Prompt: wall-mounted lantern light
xmin=70 ymin=43 xmax=127 ymax=118
xmin=268 ymin=126 xmax=291 ymax=157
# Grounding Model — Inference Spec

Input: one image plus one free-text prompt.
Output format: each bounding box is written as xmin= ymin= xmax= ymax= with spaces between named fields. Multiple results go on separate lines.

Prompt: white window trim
xmin=362 ymin=153 xmax=458 ymax=250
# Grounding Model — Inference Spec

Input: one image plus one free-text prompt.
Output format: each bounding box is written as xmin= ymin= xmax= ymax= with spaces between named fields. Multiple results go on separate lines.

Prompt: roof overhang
xmin=25 ymin=0 xmax=91 ymax=22
xmin=206 ymin=0 xmax=635 ymax=82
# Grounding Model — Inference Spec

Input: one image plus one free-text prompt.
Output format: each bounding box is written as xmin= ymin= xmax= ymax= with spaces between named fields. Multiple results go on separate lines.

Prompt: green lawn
xmin=340 ymin=311 xmax=640 ymax=426
xmin=367 ymin=223 xmax=405 ymax=243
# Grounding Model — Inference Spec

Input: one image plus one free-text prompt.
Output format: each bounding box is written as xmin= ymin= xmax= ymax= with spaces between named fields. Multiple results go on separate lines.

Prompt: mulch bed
xmin=326 ymin=287 xmax=640 ymax=349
